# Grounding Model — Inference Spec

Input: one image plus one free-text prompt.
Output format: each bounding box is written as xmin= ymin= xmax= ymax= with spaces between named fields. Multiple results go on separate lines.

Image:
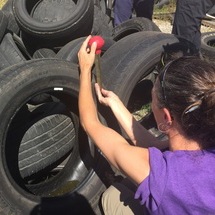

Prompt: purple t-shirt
xmin=135 ymin=147 xmax=215 ymax=215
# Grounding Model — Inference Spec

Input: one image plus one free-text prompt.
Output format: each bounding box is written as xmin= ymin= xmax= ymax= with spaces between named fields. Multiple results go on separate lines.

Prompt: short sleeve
xmin=135 ymin=147 xmax=168 ymax=211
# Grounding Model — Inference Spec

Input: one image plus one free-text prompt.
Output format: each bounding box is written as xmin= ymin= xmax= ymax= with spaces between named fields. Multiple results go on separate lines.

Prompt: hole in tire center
xmin=30 ymin=0 xmax=77 ymax=23
xmin=5 ymin=92 xmax=94 ymax=197
xmin=128 ymin=79 xmax=153 ymax=121
xmin=127 ymin=78 xmax=165 ymax=139
xmin=207 ymin=39 xmax=215 ymax=47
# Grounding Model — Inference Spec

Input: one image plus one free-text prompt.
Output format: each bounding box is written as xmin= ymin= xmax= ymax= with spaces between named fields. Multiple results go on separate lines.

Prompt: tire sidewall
xmin=0 ymin=59 xmax=107 ymax=214
xmin=201 ymin=31 xmax=215 ymax=61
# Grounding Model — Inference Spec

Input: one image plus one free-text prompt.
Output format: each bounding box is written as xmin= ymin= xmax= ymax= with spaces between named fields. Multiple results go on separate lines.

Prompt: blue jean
xmin=114 ymin=0 xmax=155 ymax=26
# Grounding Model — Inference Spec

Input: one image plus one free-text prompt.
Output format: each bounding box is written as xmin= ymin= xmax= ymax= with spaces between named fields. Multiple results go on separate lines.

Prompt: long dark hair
xmin=156 ymin=56 xmax=215 ymax=148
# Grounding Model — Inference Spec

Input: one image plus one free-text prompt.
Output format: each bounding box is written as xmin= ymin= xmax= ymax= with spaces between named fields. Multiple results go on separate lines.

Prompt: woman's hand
xmin=95 ymin=83 xmax=120 ymax=107
xmin=78 ymin=35 xmax=97 ymax=74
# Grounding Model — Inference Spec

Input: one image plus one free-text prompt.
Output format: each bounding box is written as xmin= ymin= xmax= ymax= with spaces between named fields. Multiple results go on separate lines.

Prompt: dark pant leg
xmin=172 ymin=0 xmax=215 ymax=52
xmin=134 ymin=0 xmax=155 ymax=20
xmin=114 ymin=0 xmax=133 ymax=26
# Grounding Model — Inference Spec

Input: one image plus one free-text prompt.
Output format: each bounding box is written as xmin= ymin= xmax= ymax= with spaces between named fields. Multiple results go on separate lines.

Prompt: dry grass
xmin=0 ymin=0 xmax=7 ymax=9
xmin=154 ymin=0 xmax=176 ymax=14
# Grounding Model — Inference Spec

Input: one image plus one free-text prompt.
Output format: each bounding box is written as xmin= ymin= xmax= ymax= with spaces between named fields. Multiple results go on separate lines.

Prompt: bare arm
xmin=78 ymin=36 xmax=150 ymax=184
xmin=95 ymin=84 xmax=169 ymax=149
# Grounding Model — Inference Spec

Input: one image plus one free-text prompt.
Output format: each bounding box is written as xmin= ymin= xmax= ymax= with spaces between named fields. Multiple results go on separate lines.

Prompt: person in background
xmin=172 ymin=0 xmax=215 ymax=54
xmin=113 ymin=0 xmax=154 ymax=26
xmin=78 ymin=36 xmax=215 ymax=214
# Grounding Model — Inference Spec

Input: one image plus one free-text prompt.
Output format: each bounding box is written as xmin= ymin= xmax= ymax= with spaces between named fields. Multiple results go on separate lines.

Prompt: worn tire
xmin=99 ymin=31 xmax=196 ymax=138
xmin=56 ymin=36 xmax=115 ymax=64
xmin=112 ymin=17 xmax=161 ymax=41
xmin=13 ymin=0 xmax=94 ymax=48
xmin=91 ymin=5 xmax=113 ymax=37
xmin=18 ymin=102 xmax=78 ymax=179
xmin=0 ymin=33 xmax=27 ymax=70
xmin=201 ymin=31 xmax=215 ymax=61
xmin=0 ymin=59 xmax=113 ymax=214
xmin=0 ymin=10 xmax=9 ymax=42
xmin=1 ymin=0 xmax=20 ymax=34
xmin=33 ymin=48 xmax=57 ymax=59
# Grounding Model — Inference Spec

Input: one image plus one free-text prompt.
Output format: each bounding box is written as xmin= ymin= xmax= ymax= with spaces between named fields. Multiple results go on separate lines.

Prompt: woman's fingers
xmin=95 ymin=83 xmax=102 ymax=99
xmin=90 ymin=41 xmax=97 ymax=54
xmin=78 ymin=35 xmax=91 ymax=55
xmin=78 ymin=35 xmax=98 ymax=72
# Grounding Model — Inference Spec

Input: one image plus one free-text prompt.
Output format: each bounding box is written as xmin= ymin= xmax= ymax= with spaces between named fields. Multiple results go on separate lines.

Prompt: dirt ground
xmin=153 ymin=17 xmax=215 ymax=34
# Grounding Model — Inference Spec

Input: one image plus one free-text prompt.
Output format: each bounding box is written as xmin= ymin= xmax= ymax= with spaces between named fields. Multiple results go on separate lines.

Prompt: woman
xmin=78 ymin=36 xmax=215 ymax=214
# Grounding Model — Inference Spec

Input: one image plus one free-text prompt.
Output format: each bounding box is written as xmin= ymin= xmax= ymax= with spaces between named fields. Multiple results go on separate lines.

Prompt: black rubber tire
xmin=0 ymin=59 xmax=113 ymax=214
xmin=95 ymin=0 xmax=114 ymax=26
xmin=112 ymin=17 xmax=161 ymax=41
xmin=12 ymin=33 xmax=32 ymax=60
xmin=33 ymin=48 xmax=57 ymax=59
xmin=99 ymin=31 xmax=195 ymax=138
xmin=201 ymin=31 xmax=215 ymax=61
xmin=91 ymin=5 xmax=113 ymax=37
xmin=1 ymin=0 xmax=20 ymax=34
xmin=56 ymin=37 xmax=88 ymax=64
xmin=18 ymin=102 xmax=78 ymax=179
xmin=56 ymin=36 xmax=115 ymax=64
xmin=13 ymin=0 xmax=94 ymax=47
xmin=0 ymin=10 xmax=8 ymax=43
xmin=0 ymin=33 xmax=27 ymax=70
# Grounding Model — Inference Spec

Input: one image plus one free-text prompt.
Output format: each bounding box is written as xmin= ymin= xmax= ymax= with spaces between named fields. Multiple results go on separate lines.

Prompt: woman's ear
xmin=162 ymin=107 xmax=173 ymax=123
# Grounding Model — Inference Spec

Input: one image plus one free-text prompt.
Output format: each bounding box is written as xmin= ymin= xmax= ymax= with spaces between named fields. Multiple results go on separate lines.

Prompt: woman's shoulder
xmin=148 ymin=146 xmax=215 ymax=171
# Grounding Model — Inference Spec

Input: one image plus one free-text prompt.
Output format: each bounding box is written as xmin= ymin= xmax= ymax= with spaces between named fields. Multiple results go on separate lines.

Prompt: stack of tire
xmin=0 ymin=0 xmax=214 ymax=214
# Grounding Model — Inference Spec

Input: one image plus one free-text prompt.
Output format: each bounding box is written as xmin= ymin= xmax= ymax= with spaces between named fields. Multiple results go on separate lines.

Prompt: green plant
xmin=132 ymin=103 xmax=151 ymax=121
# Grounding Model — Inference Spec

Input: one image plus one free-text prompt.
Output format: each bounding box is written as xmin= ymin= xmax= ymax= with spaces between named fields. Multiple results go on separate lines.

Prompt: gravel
xmin=153 ymin=18 xmax=215 ymax=34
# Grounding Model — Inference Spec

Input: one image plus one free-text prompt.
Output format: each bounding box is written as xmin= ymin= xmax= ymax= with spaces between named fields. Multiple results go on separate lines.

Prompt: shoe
xmin=154 ymin=0 xmax=170 ymax=9
xmin=206 ymin=5 xmax=215 ymax=20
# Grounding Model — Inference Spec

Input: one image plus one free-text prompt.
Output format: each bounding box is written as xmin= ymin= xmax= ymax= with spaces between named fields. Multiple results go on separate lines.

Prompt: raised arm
xmin=95 ymin=84 xmax=169 ymax=149
xmin=78 ymin=36 xmax=150 ymax=184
